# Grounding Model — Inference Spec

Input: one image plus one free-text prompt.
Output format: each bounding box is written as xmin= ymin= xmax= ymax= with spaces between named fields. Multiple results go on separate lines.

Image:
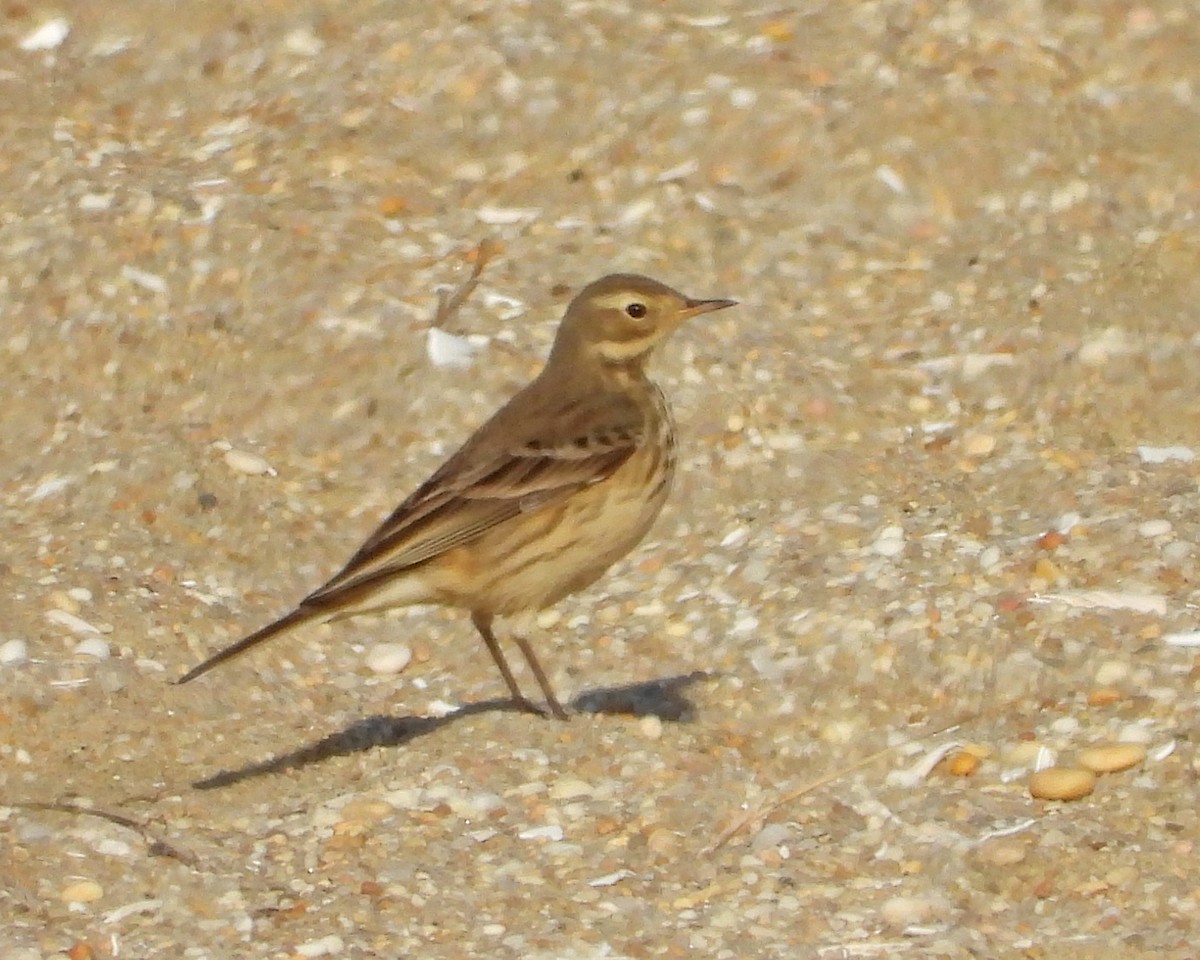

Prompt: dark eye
xmin=625 ymin=302 xmax=647 ymax=319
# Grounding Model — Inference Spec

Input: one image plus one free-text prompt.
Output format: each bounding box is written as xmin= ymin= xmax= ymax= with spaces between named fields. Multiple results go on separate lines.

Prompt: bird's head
xmin=549 ymin=273 xmax=736 ymax=369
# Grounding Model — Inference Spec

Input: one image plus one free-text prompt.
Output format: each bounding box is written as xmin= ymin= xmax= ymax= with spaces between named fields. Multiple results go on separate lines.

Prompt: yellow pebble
xmin=1029 ymin=767 xmax=1096 ymax=801
xmin=61 ymin=880 xmax=104 ymax=903
xmin=946 ymin=750 xmax=981 ymax=776
xmin=1078 ymin=743 xmax=1146 ymax=774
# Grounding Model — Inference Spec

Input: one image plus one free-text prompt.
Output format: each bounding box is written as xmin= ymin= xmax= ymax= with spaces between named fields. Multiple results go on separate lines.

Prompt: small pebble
xmin=0 ymin=638 xmax=28 ymax=665
xmin=75 ymin=637 xmax=111 ymax=659
xmin=223 ymin=448 xmax=276 ymax=476
xmin=1106 ymin=865 xmax=1139 ymax=888
xmin=94 ymin=838 xmax=133 ymax=858
xmin=45 ymin=589 xmax=77 ymax=612
xmin=879 ymin=895 xmax=939 ymax=926
xmin=295 ymin=934 xmax=344 ymax=958
xmin=749 ymin=823 xmax=791 ymax=853
xmin=1088 ymin=687 xmax=1123 ymax=706
xmin=61 ymin=880 xmax=104 ymax=904
xmin=340 ymin=799 xmax=396 ymax=822
xmin=820 ymin=719 xmax=859 ymax=745
xmin=871 ymin=526 xmax=906 ymax=558
xmin=639 ymin=714 xmax=664 ymax=739
xmin=1137 ymin=518 xmax=1172 ymax=538
xmin=1028 ymin=767 xmax=1096 ymax=801
xmin=1094 ymin=660 xmax=1130 ymax=686
xmin=963 ymin=432 xmax=996 ymax=457
xmin=1117 ymin=723 xmax=1154 ymax=745
xmin=365 ymin=643 xmax=412 ymax=675
xmin=977 ymin=839 xmax=1026 ymax=868
xmin=946 ymin=750 xmax=981 ymax=776
xmin=1050 ymin=716 xmax=1080 ymax=736
xmin=1078 ymin=743 xmax=1146 ymax=774
xmin=549 ymin=778 xmax=594 ymax=801
xmin=518 ymin=824 xmax=564 ymax=841
xmin=1078 ymin=326 xmax=1132 ymax=367
xmin=1162 ymin=540 xmax=1192 ymax=563
xmin=645 ymin=827 xmax=680 ymax=854
xmin=283 ymin=27 xmax=324 ymax=57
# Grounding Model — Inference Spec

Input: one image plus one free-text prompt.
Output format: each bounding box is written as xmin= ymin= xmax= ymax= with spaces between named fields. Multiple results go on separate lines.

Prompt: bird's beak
xmin=680 ymin=297 xmax=738 ymax=320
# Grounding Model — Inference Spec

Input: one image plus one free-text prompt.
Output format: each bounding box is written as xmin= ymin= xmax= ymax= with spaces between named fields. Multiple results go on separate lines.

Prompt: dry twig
xmin=707 ymin=715 xmax=973 ymax=853
xmin=431 ymin=238 xmax=498 ymax=332
xmin=8 ymin=800 xmax=200 ymax=869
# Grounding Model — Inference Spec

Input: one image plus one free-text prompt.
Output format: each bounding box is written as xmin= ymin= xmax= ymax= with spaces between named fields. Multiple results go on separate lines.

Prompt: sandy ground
xmin=3 ymin=2 xmax=1200 ymax=957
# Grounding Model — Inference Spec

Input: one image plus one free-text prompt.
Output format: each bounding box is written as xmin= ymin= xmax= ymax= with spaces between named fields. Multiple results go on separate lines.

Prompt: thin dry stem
xmin=707 ymin=715 xmax=974 ymax=853
xmin=9 ymin=800 xmax=200 ymax=869
xmin=431 ymin=237 xmax=498 ymax=332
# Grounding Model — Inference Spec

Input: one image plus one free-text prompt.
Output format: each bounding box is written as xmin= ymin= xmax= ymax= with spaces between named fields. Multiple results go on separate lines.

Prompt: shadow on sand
xmin=192 ymin=671 xmax=709 ymax=790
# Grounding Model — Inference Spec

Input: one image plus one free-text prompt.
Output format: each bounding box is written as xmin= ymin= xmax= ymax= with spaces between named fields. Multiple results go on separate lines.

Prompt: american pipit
xmin=177 ymin=274 xmax=736 ymax=718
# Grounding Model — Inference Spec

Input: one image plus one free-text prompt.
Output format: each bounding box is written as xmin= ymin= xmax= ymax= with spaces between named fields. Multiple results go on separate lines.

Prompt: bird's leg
xmin=511 ymin=633 xmax=569 ymax=721
xmin=472 ymin=612 xmax=564 ymax=719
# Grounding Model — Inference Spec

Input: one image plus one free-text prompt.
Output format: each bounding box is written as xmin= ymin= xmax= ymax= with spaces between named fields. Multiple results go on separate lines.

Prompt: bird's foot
xmin=514 ymin=696 xmax=570 ymax=721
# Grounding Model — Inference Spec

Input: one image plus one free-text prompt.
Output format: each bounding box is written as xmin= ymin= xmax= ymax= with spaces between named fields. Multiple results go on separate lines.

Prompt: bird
xmin=177 ymin=273 xmax=737 ymax=719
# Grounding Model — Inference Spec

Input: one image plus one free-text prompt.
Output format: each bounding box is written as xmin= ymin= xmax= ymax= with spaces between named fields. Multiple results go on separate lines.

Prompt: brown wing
xmin=300 ymin=390 xmax=645 ymax=606
xmin=174 ymin=380 xmax=649 ymax=686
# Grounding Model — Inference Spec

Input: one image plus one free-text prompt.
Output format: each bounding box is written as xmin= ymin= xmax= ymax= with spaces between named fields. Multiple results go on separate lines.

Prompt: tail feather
xmin=175 ymin=606 xmax=319 ymax=684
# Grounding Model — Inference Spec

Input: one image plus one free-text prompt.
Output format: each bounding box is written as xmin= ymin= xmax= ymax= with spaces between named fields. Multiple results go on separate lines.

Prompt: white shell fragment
xmin=874 ymin=164 xmax=907 ymax=194
xmin=103 ymin=899 xmax=163 ymax=924
xmin=887 ymin=742 xmax=961 ymax=788
xmin=75 ymin=637 xmax=111 ymax=659
xmin=20 ymin=18 xmax=70 ymax=51
xmin=365 ymin=643 xmax=413 ymax=675
xmin=426 ymin=327 xmax=477 ymax=369
xmin=1137 ymin=445 xmax=1195 ymax=464
xmin=1033 ymin=745 xmax=1057 ymax=772
xmin=1149 ymin=740 xmax=1177 ymax=762
xmin=295 ymin=935 xmax=345 ymax=958
xmin=283 ymin=27 xmax=324 ymax=56
xmin=46 ymin=609 xmax=102 ymax=636
xmin=518 ymin=825 xmax=564 ymax=842
xmin=223 ymin=449 xmax=277 ymax=477
xmin=1032 ymin=590 xmax=1168 ymax=615
xmin=1137 ymin=519 xmax=1173 ymax=538
xmin=656 ymin=159 xmax=699 ymax=183
xmin=475 ymin=206 xmax=539 ymax=225
xmin=121 ymin=265 xmax=169 ymax=295
xmin=588 ymin=869 xmax=635 ymax=888
xmin=27 ymin=475 xmax=74 ymax=502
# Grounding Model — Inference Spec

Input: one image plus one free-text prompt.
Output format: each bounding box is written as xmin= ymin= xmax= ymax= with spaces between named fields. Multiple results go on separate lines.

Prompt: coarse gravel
xmin=3 ymin=3 xmax=1200 ymax=958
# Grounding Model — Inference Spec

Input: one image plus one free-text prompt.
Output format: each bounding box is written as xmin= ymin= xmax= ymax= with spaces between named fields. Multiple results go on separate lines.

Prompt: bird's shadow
xmin=192 ymin=671 xmax=709 ymax=791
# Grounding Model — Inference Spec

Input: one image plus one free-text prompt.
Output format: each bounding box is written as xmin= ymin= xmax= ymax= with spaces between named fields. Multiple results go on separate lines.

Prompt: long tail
xmin=175 ymin=606 xmax=319 ymax=684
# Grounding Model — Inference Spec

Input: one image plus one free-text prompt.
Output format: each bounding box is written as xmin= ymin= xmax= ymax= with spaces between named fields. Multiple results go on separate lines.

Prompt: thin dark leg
xmin=512 ymin=633 xmax=569 ymax=720
xmin=472 ymin=612 xmax=556 ymax=718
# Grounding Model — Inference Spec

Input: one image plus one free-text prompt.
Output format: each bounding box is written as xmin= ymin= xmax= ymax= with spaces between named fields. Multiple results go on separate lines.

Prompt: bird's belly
xmin=435 ymin=451 xmax=673 ymax=616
